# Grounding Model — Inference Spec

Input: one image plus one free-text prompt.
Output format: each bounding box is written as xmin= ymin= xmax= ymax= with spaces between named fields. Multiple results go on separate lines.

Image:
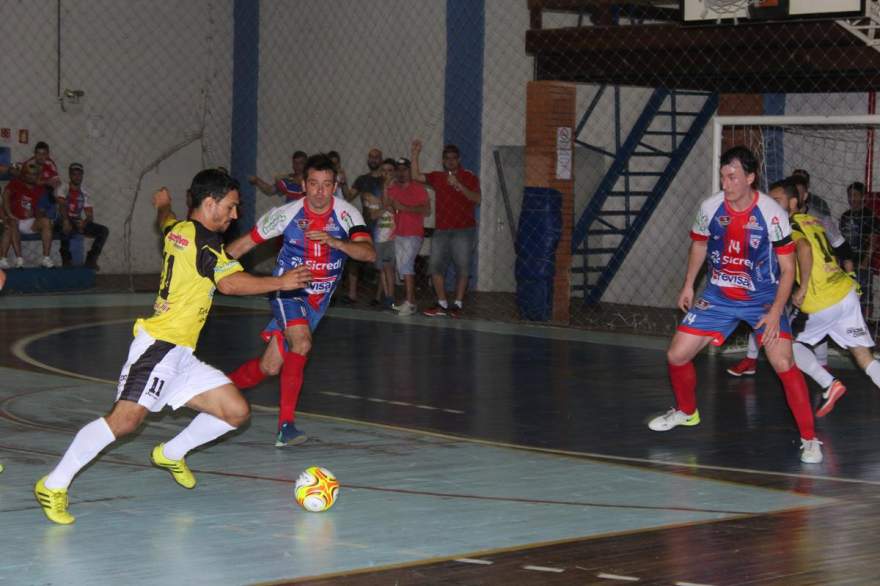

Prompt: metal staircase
xmin=571 ymin=88 xmax=718 ymax=304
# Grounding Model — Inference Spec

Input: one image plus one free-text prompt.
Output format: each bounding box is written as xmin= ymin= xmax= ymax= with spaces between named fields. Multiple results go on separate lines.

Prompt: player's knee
xmin=105 ymin=411 xmax=144 ymax=438
xmin=291 ymin=339 xmax=311 ymax=355
xmin=260 ymin=358 xmax=282 ymax=377
xmin=224 ymin=398 xmax=250 ymax=428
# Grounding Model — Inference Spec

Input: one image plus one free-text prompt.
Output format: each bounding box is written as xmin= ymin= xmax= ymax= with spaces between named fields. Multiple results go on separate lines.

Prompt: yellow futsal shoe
xmin=0 ymin=463 xmax=4 ymax=473
xmin=34 ymin=476 xmax=75 ymax=525
xmin=151 ymin=443 xmax=196 ymax=489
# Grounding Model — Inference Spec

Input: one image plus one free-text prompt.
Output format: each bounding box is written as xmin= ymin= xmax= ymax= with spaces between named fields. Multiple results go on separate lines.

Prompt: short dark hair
xmin=720 ymin=146 xmax=758 ymax=176
xmin=303 ymin=153 xmax=336 ymax=181
xmin=292 ymin=150 xmax=308 ymax=160
xmin=442 ymin=144 xmax=460 ymax=157
xmin=769 ymin=178 xmax=799 ymax=202
xmin=382 ymin=158 xmax=396 ymax=167
xmin=789 ymin=174 xmax=808 ymax=189
xmin=189 ymin=168 xmax=240 ymax=208
xmin=848 ymin=181 xmax=865 ymax=195
xmin=792 ymin=168 xmax=810 ymax=186
xmin=327 ymin=150 xmax=340 ymax=160
xmin=34 ymin=141 xmax=50 ymax=152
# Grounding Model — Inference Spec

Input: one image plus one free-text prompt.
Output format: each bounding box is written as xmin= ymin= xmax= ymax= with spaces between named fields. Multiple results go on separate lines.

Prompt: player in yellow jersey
xmin=768 ymin=178 xmax=880 ymax=418
xmin=34 ymin=169 xmax=312 ymax=525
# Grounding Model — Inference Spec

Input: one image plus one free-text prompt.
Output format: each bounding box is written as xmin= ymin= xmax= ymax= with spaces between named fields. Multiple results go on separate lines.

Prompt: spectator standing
xmin=839 ymin=181 xmax=878 ymax=319
xmin=345 ymin=148 xmax=386 ymax=303
xmin=388 ymin=157 xmax=430 ymax=316
xmin=410 ymin=139 xmax=481 ymax=318
xmin=0 ymin=162 xmax=54 ymax=268
xmin=249 ymin=150 xmax=308 ymax=202
xmin=367 ymin=159 xmax=397 ymax=308
xmin=56 ymin=163 xmax=110 ymax=270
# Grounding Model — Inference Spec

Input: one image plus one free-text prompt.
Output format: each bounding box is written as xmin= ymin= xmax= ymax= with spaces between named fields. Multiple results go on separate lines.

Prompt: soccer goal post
xmin=712 ymin=115 xmax=880 ymax=196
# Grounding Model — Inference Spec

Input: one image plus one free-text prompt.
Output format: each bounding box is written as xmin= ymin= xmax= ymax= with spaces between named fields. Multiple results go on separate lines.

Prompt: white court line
xmin=676 ymin=582 xmax=714 ymax=586
xmin=320 ymin=391 xmax=465 ymax=415
xmin=523 ymin=565 xmax=564 ymax=573
xmin=454 ymin=558 xmax=493 ymax=565
xmin=597 ymin=572 xmax=640 ymax=581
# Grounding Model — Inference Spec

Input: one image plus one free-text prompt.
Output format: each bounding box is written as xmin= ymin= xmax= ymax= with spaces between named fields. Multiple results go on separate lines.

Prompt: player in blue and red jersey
xmin=226 ymin=154 xmax=376 ymax=446
xmin=648 ymin=146 xmax=822 ymax=464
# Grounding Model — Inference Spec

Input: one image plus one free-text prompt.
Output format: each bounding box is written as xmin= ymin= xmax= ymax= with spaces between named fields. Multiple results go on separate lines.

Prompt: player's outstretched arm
xmin=226 ymin=232 xmax=260 ymax=260
xmin=216 ymin=265 xmax=312 ymax=296
xmin=153 ymin=188 xmax=176 ymax=230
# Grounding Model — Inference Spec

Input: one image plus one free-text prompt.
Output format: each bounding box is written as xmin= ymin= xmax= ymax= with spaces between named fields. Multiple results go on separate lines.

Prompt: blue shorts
xmin=678 ymin=292 xmax=792 ymax=346
xmin=261 ymin=294 xmax=329 ymax=350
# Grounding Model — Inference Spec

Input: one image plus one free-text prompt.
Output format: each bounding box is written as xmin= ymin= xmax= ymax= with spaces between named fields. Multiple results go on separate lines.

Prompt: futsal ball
xmin=294 ymin=466 xmax=339 ymax=512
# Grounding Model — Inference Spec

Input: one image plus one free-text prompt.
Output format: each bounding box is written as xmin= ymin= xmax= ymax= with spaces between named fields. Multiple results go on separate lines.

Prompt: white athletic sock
xmin=746 ymin=332 xmax=760 ymax=360
xmin=163 ymin=413 xmax=236 ymax=461
xmin=793 ymin=342 xmax=834 ymax=389
xmin=45 ymin=418 xmax=115 ymax=489
xmin=865 ymin=360 xmax=880 ymax=389
xmin=814 ymin=341 xmax=828 ymax=367
xmin=438 ymin=299 xmax=448 ymax=309
xmin=453 ymin=300 xmax=463 ymax=309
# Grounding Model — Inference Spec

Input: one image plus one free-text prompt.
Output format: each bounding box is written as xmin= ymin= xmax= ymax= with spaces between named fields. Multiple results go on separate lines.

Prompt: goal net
xmin=713 ymin=115 xmax=880 ymax=342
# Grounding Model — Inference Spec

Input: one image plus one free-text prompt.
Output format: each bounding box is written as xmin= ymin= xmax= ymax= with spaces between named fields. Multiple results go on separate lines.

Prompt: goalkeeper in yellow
xmin=769 ymin=178 xmax=880 ymax=418
xmin=34 ymin=169 xmax=312 ymax=524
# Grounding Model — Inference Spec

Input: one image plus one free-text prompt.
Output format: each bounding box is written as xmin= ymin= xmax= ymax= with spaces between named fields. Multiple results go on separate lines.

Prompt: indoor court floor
xmin=2 ymin=292 xmax=880 ymax=585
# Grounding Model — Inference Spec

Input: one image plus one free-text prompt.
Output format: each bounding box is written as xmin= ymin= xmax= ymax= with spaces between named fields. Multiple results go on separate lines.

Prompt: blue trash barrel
xmin=515 ymin=187 xmax=562 ymax=321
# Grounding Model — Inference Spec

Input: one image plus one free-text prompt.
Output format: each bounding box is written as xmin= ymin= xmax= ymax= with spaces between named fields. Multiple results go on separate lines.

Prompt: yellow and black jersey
xmin=790 ymin=212 xmax=855 ymax=314
xmin=134 ymin=216 xmax=243 ymax=348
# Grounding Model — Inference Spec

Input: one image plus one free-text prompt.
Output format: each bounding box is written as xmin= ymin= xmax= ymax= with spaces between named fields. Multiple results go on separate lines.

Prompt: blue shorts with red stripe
xmin=677 ymin=290 xmax=791 ymax=346
xmin=261 ymin=294 xmax=329 ymax=349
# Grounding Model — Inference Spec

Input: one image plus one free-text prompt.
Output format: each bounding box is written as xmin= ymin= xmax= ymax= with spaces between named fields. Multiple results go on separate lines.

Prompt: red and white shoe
xmin=816 ymin=380 xmax=847 ymax=418
xmin=726 ymin=357 xmax=757 ymax=377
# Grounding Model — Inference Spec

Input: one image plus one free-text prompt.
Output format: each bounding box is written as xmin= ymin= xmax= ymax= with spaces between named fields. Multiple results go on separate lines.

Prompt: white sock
xmin=45 ymin=418 xmax=115 ymax=489
xmin=438 ymin=300 xmax=448 ymax=309
xmin=163 ymin=413 xmax=236 ymax=461
xmin=814 ymin=341 xmax=828 ymax=367
xmin=865 ymin=360 xmax=880 ymax=389
xmin=746 ymin=333 xmax=760 ymax=360
xmin=793 ymin=342 xmax=834 ymax=389
xmin=454 ymin=300 xmax=463 ymax=309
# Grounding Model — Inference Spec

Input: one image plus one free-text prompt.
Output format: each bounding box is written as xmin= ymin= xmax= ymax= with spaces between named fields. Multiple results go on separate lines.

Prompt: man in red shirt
xmin=410 ymin=140 xmax=481 ymax=317
xmin=388 ymin=157 xmax=431 ymax=315
xmin=1 ymin=162 xmax=55 ymax=268
xmin=17 ymin=141 xmax=61 ymax=191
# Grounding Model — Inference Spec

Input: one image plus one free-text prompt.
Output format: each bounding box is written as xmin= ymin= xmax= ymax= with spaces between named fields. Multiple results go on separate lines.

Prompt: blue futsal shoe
xmin=275 ymin=422 xmax=308 ymax=447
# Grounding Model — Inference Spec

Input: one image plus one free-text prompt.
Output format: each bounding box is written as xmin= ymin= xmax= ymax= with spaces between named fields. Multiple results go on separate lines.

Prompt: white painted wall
xmin=0 ymin=0 xmax=233 ymax=273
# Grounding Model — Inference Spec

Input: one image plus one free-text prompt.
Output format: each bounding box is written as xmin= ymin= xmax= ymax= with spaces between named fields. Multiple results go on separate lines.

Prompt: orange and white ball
xmin=294 ymin=466 xmax=339 ymax=512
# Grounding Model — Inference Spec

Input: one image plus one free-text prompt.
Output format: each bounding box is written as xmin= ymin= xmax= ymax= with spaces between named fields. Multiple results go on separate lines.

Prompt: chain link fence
xmin=2 ymin=0 xmax=879 ymax=339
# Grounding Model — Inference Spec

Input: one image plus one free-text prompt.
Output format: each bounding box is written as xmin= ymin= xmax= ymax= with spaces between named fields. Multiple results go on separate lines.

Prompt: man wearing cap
xmin=0 ymin=162 xmax=55 ymax=268
xmin=388 ymin=157 xmax=431 ymax=316
xmin=410 ymin=139 xmax=481 ymax=317
xmin=56 ymin=163 xmax=109 ymax=269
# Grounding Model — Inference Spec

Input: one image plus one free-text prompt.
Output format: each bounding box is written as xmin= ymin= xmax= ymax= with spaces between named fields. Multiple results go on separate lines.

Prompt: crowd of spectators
xmin=0 ymin=139 xmax=480 ymax=318
xmin=0 ymin=141 xmax=108 ymax=270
